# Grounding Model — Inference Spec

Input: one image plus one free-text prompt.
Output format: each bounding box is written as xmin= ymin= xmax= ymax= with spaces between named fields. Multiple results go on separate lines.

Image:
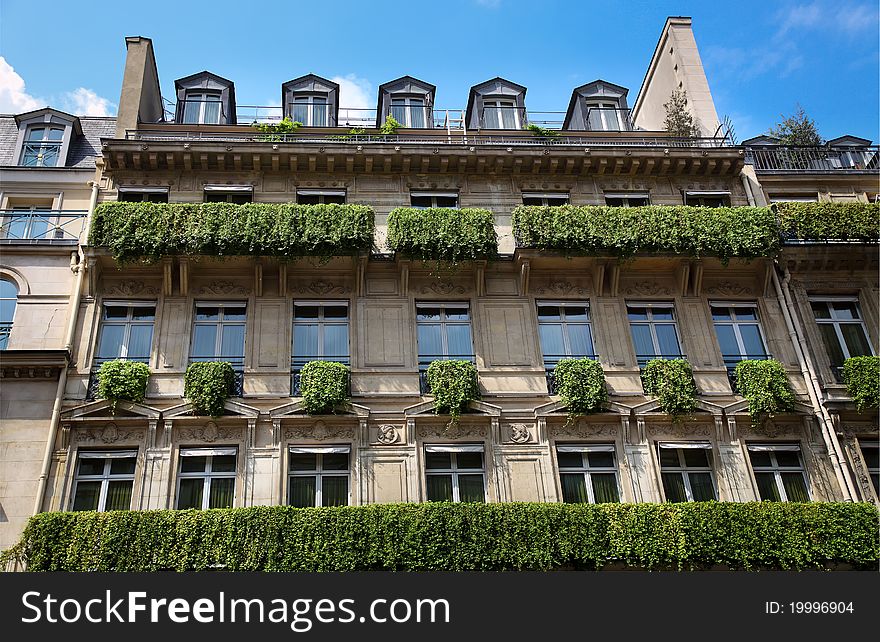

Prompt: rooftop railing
xmin=745 ymin=146 xmax=880 ymax=172
xmin=0 ymin=210 xmax=88 ymax=244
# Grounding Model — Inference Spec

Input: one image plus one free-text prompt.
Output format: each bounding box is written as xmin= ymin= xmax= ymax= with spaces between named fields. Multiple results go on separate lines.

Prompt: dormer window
xmin=563 ymin=80 xmax=631 ymax=132
xmin=182 ymin=92 xmax=222 ymax=124
xmin=586 ymin=102 xmax=624 ymax=131
xmin=466 ymin=78 xmax=528 ymax=131
xmin=292 ymin=96 xmax=328 ymax=126
xmin=20 ymin=126 xmax=65 ymax=166
xmin=283 ymin=75 xmax=339 ymax=128
xmin=391 ymin=97 xmax=426 ymax=128
xmin=377 ymin=76 xmax=435 ymax=129
xmin=483 ymin=100 xmax=518 ymax=129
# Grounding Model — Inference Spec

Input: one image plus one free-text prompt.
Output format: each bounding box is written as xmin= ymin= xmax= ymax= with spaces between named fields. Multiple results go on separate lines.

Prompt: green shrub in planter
xmin=184 ymin=361 xmax=236 ymax=417
xmin=843 ymin=356 xmax=880 ymax=413
xmin=96 ymin=360 xmax=150 ymax=407
xmin=735 ymin=359 xmax=795 ymax=419
xmin=299 ymin=361 xmax=350 ymax=414
xmin=426 ymin=360 xmax=480 ymax=421
xmin=641 ymin=358 xmax=698 ymax=417
xmin=553 ymin=358 xmax=607 ymax=414
xmin=386 ymin=207 xmax=498 ymax=262
xmin=776 ymin=201 xmax=880 ymax=242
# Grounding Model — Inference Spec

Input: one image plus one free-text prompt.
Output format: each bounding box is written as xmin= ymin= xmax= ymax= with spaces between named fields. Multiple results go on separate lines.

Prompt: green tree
xmin=768 ymin=105 xmax=823 ymax=146
xmin=663 ymin=89 xmax=701 ymax=137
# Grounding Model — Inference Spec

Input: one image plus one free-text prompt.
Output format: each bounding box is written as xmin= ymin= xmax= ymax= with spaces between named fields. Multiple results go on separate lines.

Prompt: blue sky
xmin=1 ymin=0 xmax=878 ymax=141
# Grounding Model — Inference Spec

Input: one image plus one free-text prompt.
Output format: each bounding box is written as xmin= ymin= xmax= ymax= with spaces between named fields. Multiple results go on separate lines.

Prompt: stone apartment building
xmin=0 ymin=16 xmax=876 ymax=549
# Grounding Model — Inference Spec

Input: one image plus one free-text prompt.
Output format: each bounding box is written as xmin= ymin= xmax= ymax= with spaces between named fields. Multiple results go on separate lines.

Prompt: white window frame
xmin=626 ymin=302 xmax=683 ymax=364
xmin=0 ymin=277 xmax=17 ymax=350
xmin=70 ymin=450 xmax=137 ymax=512
xmin=585 ymin=102 xmax=623 ymax=131
xmin=19 ymin=125 xmax=65 ymax=167
xmin=416 ymin=302 xmax=475 ymax=364
xmin=390 ymin=96 xmax=427 ymax=128
xmin=522 ymin=192 xmax=569 ymax=206
xmin=176 ymin=447 xmax=237 ymax=510
xmin=190 ymin=301 xmax=247 ymax=368
xmin=296 ymin=189 xmax=346 ymax=205
xmin=809 ymin=297 xmax=874 ymax=362
xmin=536 ymin=300 xmax=595 ymax=367
xmin=291 ymin=300 xmax=350 ymax=367
xmin=410 ymin=192 xmax=459 ymax=209
xmin=424 ymin=444 xmax=486 ymax=503
xmin=287 ymin=445 xmax=351 ymax=507
xmin=604 ymin=192 xmax=650 ymax=207
xmin=94 ymin=300 xmax=156 ymax=366
xmin=709 ymin=302 xmax=770 ymax=364
xmin=657 ymin=442 xmax=716 ymax=502
xmin=291 ymin=95 xmax=328 ymax=127
xmin=555 ymin=444 xmax=621 ymax=504
xmin=747 ymin=444 xmax=810 ymax=502
xmin=182 ymin=92 xmax=222 ymax=125
xmin=482 ymin=99 xmax=519 ymax=129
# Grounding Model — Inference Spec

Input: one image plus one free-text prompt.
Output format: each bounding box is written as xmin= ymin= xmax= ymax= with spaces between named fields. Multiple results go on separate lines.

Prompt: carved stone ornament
xmin=706 ymin=281 xmax=752 ymax=296
xmin=420 ymin=282 xmax=466 ymax=295
xmin=105 ymin=280 xmax=160 ymax=297
xmin=197 ymin=280 xmax=250 ymax=295
xmin=841 ymin=435 xmax=879 ymax=503
xmin=554 ymin=421 xmax=619 ymax=438
xmin=669 ymin=422 xmax=713 ymax=437
xmin=508 ymin=423 xmax=531 ymax=444
xmin=292 ymin=280 xmax=351 ymax=296
xmin=624 ymin=281 xmax=671 ymax=296
xmin=285 ymin=420 xmax=355 ymax=441
xmin=75 ymin=422 xmax=144 ymax=444
xmin=746 ymin=418 xmax=796 ymax=438
xmin=180 ymin=423 xmax=242 ymax=442
xmin=375 ymin=424 xmax=399 ymax=445
xmin=421 ymin=423 xmax=487 ymax=439
xmin=535 ymin=281 xmax=588 ymax=296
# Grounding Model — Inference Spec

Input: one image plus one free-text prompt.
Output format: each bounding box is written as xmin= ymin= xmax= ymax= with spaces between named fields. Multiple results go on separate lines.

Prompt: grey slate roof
xmin=0 ymin=114 xmax=116 ymax=168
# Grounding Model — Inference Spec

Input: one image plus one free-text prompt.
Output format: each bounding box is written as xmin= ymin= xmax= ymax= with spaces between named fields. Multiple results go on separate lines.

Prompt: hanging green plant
xmin=386 ymin=207 xmax=498 ymax=263
xmin=184 ymin=362 xmax=236 ymax=417
xmin=842 ymin=355 xmax=880 ymax=413
xmin=553 ymin=358 xmax=607 ymax=414
xmin=734 ymin=359 xmax=795 ymax=420
xmin=96 ymin=360 xmax=151 ymax=410
xmin=251 ymin=116 xmax=302 ymax=141
xmin=776 ymin=201 xmax=880 ymax=242
xmin=641 ymin=358 xmax=698 ymax=417
xmin=299 ymin=361 xmax=351 ymax=414
xmin=379 ymin=114 xmax=403 ymax=135
xmin=426 ymin=360 xmax=480 ymax=422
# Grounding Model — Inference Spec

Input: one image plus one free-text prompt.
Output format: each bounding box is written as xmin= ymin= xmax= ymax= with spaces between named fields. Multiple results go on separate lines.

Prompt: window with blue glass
xmin=190 ymin=303 xmax=246 ymax=376
xmin=710 ymin=302 xmax=769 ymax=375
xmin=291 ymin=302 xmax=349 ymax=394
xmin=0 ymin=278 xmax=17 ymax=350
xmin=416 ymin=303 xmax=475 ymax=392
xmin=626 ymin=303 xmax=683 ymax=366
xmin=95 ymin=302 xmax=155 ymax=366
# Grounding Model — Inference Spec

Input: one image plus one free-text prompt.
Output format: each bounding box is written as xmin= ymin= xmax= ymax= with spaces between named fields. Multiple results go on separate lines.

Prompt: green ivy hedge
xmin=299 ymin=361 xmax=350 ymax=414
xmin=842 ymin=355 xmax=880 ymax=413
xmin=386 ymin=207 xmax=498 ymax=262
xmin=553 ymin=358 xmax=607 ymax=414
xmin=426 ymin=360 xmax=480 ymax=421
xmin=511 ymin=205 xmax=780 ymax=262
xmin=90 ymin=202 xmax=375 ymax=263
xmin=776 ymin=201 xmax=880 ymax=242
xmin=735 ymin=359 xmax=795 ymax=418
xmin=96 ymin=360 xmax=150 ymax=406
xmin=184 ymin=362 xmax=236 ymax=417
xmin=641 ymin=359 xmax=698 ymax=416
xmin=3 ymin=502 xmax=877 ymax=571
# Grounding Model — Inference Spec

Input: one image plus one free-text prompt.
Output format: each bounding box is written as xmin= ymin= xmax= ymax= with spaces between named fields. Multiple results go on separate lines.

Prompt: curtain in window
xmin=289 ymin=476 xmax=317 ymax=507
xmin=457 ymin=474 xmax=485 ymax=503
xmin=324 ymin=325 xmax=349 ymax=358
xmin=569 ymin=325 xmax=594 ymax=356
xmin=209 ymin=478 xmax=235 ymax=508
xmin=312 ymin=101 xmax=327 ymax=126
xmin=426 ymin=475 xmax=454 ymax=501
xmin=128 ymin=326 xmax=154 ymax=360
xmin=591 ymin=474 xmax=619 ymax=503
xmin=445 ymin=325 xmax=473 ymax=357
xmin=177 ymin=478 xmax=204 ymax=509
xmin=105 ymin=480 xmax=133 ymax=511
xmin=410 ymin=101 xmax=426 ymax=128
xmin=840 ymin=324 xmax=872 ymax=358
xmin=688 ymin=472 xmax=716 ymax=501
xmin=72 ymin=481 xmax=101 ymax=511
xmin=220 ymin=325 xmax=245 ymax=359
xmin=483 ymin=106 xmax=500 ymax=129
xmin=182 ymin=100 xmax=200 ymax=124
xmin=753 ymin=472 xmax=781 ymax=501
xmin=203 ymin=97 xmax=221 ymax=124
xmin=816 ymin=325 xmax=846 ymax=368
xmin=321 ymin=476 xmax=348 ymax=506
xmin=655 ymin=325 xmax=681 ymax=356
xmin=661 ymin=473 xmax=688 ymax=502
xmin=560 ymin=474 xmax=589 ymax=503
xmin=780 ymin=473 xmax=809 ymax=502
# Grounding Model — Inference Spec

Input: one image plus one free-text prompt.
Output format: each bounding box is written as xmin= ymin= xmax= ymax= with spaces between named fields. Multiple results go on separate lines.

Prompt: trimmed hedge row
xmin=3 ymin=502 xmax=877 ymax=572
xmin=776 ymin=201 xmax=880 ymax=242
xmin=90 ymin=202 xmax=375 ymax=262
xmin=387 ymin=207 xmax=498 ymax=262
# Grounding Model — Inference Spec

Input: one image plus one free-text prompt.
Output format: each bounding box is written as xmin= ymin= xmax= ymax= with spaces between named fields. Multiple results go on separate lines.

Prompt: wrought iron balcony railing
xmin=745 ymin=146 xmax=880 ymax=173
xmin=584 ymin=107 xmax=633 ymax=132
xmin=418 ymin=354 xmax=476 ymax=394
xmin=85 ymin=357 xmax=151 ymax=401
xmin=0 ymin=323 xmax=10 ymax=350
xmin=177 ymin=99 xmax=228 ymax=125
xmin=722 ymin=354 xmax=772 ymax=392
xmin=0 ymin=210 xmax=87 ymax=244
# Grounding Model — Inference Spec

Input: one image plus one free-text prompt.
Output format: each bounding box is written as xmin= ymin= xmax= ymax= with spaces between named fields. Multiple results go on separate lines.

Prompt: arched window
xmin=0 ymin=278 xmax=18 ymax=349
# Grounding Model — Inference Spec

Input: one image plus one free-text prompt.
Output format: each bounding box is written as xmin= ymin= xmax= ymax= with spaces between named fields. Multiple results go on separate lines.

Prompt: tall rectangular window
xmin=391 ymin=97 xmax=426 ymax=128
xmin=296 ymin=189 xmax=346 ymax=205
xmin=71 ymin=450 xmax=137 ymax=511
xmin=586 ymin=103 xmax=623 ymax=131
xmin=658 ymin=443 xmax=716 ymax=502
xmin=522 ymin=192 xmax=569 ymax=206
xmin=536 ymin=301 xmax=595 ymax=381
xmin=4 ymin=206 xmax=51 ymax=240
xmin=410 ymin=192 xmax=458 ymax=209
xmin=176 ymin=448 xmax=237 ymax=509
xmin=747 ymin=444 xmax=810 ymax=502
xmin=556 ymin=444 xmax=620 ymax=503
xmin=859 ymin=440 xmax=879 ymax=497
xmin=291 ymin=301 xmax=349 ymax=394
xmin=483 ymin=100 xmax=518 ymax=129
xmin=292 ymin=95 xmax=328 ymax=126
xmin=416 ymin=303 xmax=474 ymax=392
xmin=182 ymin=92 xmax=221 ymax=124
xmin=190 ymin=303 xmax=246 ymax=368
xmin=710 ymin=302 xmax=770 ymax=375
xmin=20 ymin=126 xmax=64 ymax=167
xmin=627 ymin=303 xmax=683 ymax=366
xmin=95 ymin=302 xmax=155 ymax=366
xmin=288 ymin=446 xmax=350 ymax=507
xmin=809 ymin=299 xmax=873 ymax=380
xmin=424 ymin=445 xmax=485 ymax=502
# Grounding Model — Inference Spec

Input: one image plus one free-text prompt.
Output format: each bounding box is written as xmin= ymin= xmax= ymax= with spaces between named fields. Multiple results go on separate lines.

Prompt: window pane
xmin=736 ymin=308 xmax=758 ymax=321
xmin=110 ymin=457 xmax=136 ymax=475
xmin=324 ymin=324 xmax=349 ymax=357
xmin=209 ymin=478 xmax=235 ymax=508
xmin=627 ymin=307 xmax=649 ymax=321
xmin=289 ymin=476 xmax=316 ymax=507
xmin=47 ymin=128 xmax=64 ymax=141
xmin=773 ymin=451 xmax=801 ymax=468
xmin=780 ymin=473 xmax=809 ymax=502
xmin=739 ymin=325 xmax=766 ymax=355
xmin=655 ymin=325 xmax=681 ymax=356
xmin=539 ymin=324 xmax=565 ymax=359
xmin=435 ymin=196 xmax=458 ymax=208
xmin=591 ymin=474 xmax=620 ymax=503
xmin=416 ymin=306 xmax=441 ymax=321
xmin=223 ymin=307 xmax=247 ymax=321
xmin=587 ymin=451 xmax=614 ymax=468
xmin=293 ymin=325 xmax=319 ymax=358
xmin=105 ymin=480 xmax=133 ymax=510
xmin=754 ymin=472 xmax=781 ymax=501
xmin=688 ymin=473 xmax=716 ymax=501
xmin=410 ymin=102 xmax=426 ymax=128
xmin=182 ymin=100 xmax=200 ymax=124
xmin=683 ymin=449 xmax=710 ymax=468
xmin=840 ymin=324 xmax=872 ymax=358
xmin=556 ymin=452 xmax=583 ymax=469
xmin=483 ymin=106 xmax=500 ymax=129
xmin=831 ymin=302 xmax=859 ymax=320
xmin=711 ymin=307 xmax=732 ymax=321
xmin=298 ymin=194 xmax=320 ymax=205
xmin=96 ymin=325 xmax=125 ymax=359
xmin=455 ymin=452 xmax=483 ymax=470
xmin=861 ymin=445 xmax=879 ymax=470
xmin=27 ymin=127 xmax=45 ymax=141
xmin=445 ymin=307 xmax=469 ymax=321
xmin=180 ymin=456 xmax=207 ymax=473
xmin=104 ymin=305 xmax=130 ymax=320
xmin=748 ymin=451 xmax=772 ymax=468
xmin=72 ymin=481 xmax=101 ymax=511
xmin=659 ymin=448 xmax=680 ymax=468
xmin=410 ymin=195 xmax=433 ymax=208
xmin=501 ymin=105 xmax=517 ymax=129
xmin=321 ymin=476 xmax=349 ymax=506
xmin=177 ymin=478 xmax=204 ymax=509
xmin=203 ymin=101 xmax=221 ymax=125
xmin=324 ymin=305 xmax=348 ymax=320
xmin=426 ymin=474 xmax=454 ymax=501
xmin=290 ymin=453 xmax=317 ymax=471
xmin=537 ymin=305 xmax=561 ymax=321
xmin=810 ymin=302 xmax=831 ymax=319
xmin=211 ymin=455 xmax=236 ymax=473
xmin=425 ymin=452 xmax=451 ymax=469
xmin=446 ymin=325 xmax=473 ymax=357
xmin=220 ymin=324 xmax=245 ymax=358
xmin=293 ymin=103 xmax=308 ymax=124
xmin=817 ymin=324 xmax=846 ymax=368
xmin=132 ymin=306 xmax=155 ymax=321
xmin=191 ymin=325 xmax=218 ymax=357
xmin=568 ymin=325 xmax=594 ymax=357
xmin=630 ymin=324 xmax=654 ymax=356
xmin=195 ymin=307 xmax=220 ymax=321
xmin=77 ymin=458 xmax=106 ymax=477
xmin=127 ymin=325 xmax=153 ymax=360
xmin=714 ymin=324 xmax=739 ymax=356
xmin=312 ymin=102 xmax=327 ymax=127
xmin=662 ymin=472 xmax=688 ymax=502
xmin=457 ymin=475 xmax=485 ymax=502
xmin=322 ymin=453 xmax=349 ymax=471
xmin=417 ymin=324 xmax=442 ymax=357
xmin=652 ymin=308 xmax=674 ymax=321
xmin=523 ymin=196 xmax=544 ymax=206
xmin=560 ymin=474 xmax=589 ymax=503
xmin=564 ymin=306 xmax=588 ymax=321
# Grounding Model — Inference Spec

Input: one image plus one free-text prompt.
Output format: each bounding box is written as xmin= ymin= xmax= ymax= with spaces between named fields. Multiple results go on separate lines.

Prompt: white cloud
xmin=331 ymin=74 xmax=372 ymax=110
xmin=62 ymin=87 xmax=115 ymax=116
xmin=776 ymin=1 xmax=879 ymax=35
xmin=0 ymin=56 xmax=43 ymax=113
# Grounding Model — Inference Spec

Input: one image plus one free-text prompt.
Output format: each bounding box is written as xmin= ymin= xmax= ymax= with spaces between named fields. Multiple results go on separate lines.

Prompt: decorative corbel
xmin=178 ymin=257 xmax=189 ymax=297
xmin=163 ymin=420 xmax=174 ymax=449
xmin=475 ymin=260 xmax=486 ymax=297
xmin=60 ymin=422 xmax=72 ymax=449
xmin=272 ymin=418 xmax=281 ymax=447
xmin=676 ymin=261 xmax=690 ymax=297
xmin=359 ymin=418 xmax=368 ymax=448
xmin=247 ymin=418 xmax=257 ymax=450
xmin=356 ymin=255 xmax=367 ymax=297
xmin=726 ymin=415 xmax=738 ymax=443
xmin=690 ymin=260 xmax=703 ymax=296
xmin=278 ymin=263 xmax=288 ymax=297
xmin=490 ymin=416 xmax=500 ymax=444
xmin=406 ymin=417 xmax=416 ymax=446
xmin=519 ymin=259 xmax=530 ymax=295
xmin=399 ymin=260 xmax=410 ymax=296
xmin=162 ymin=258 xmax=173 ymax=296
xmin=592 ymin=261 xmax=605 ymax=297
xmin=607 ymin=263 xmax=620 ymax=297
xmin=85 ymin=257 xmax=99 ymax=298
xmin=254 ymin=261 xmax=263 ymax=298
xmin=147 ymin=419 xmax=158 ymax=449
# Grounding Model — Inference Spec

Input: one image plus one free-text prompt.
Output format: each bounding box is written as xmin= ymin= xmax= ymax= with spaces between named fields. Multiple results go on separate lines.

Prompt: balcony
xmin=745 ymin=146 xmax=880 ymax=173
xmin=290 ymin=357 xmax=350 ymax=396
xmin=419 ymin=355 xmax=476 ymax=394
xmin=0 ymin=210 xmax=87 ymax=245
xmin=722 ymin=353 xmax=772 ymax=392
xmin=544 ymin=355 xmax=599 ymax=394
